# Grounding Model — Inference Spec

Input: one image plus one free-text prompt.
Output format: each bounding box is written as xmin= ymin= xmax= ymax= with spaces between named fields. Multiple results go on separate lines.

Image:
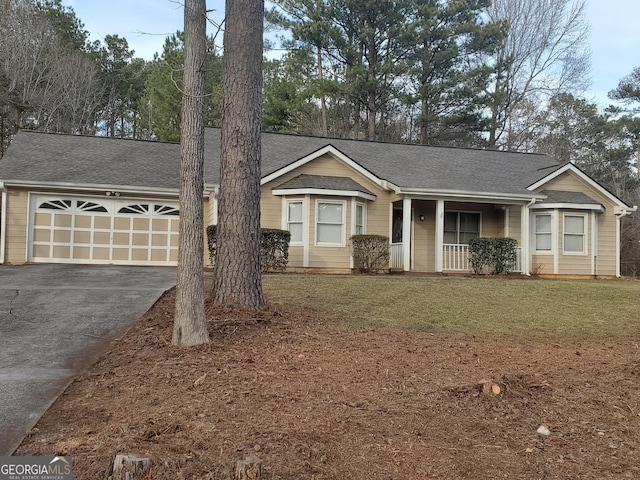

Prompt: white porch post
xmin=520 ymin=203 xmax=530 ymax=276
xmin=616 ymin=214 xmax=621 ymax=278
xmin=0 ymin=183 xmax=6 ymax=264
xmin=435 ymin=199 xmax=444 ymax=272
xmin=403 ymin=197 xmax=411 ymax=271
xmin=591 ymin=211 xmax=597 ymax=276
xmin=504 ymin=207 xmax=510 ymax=237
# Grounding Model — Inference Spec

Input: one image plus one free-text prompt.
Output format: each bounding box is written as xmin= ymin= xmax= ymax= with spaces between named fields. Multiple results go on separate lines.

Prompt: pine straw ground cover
xmin=15 ymin=275 xmax=640 ymax=479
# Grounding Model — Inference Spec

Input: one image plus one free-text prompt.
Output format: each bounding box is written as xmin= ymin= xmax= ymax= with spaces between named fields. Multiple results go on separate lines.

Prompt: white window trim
xmin=443 ymin=210 xmax=482 ymax=245
xmin=315 ymin=199 xmax=346 ymax=247
xmin=352 ymin=201 xmax=366 ymax=236
xmin=533 ymin=212 xmax=555 ymax=255
xmin=563 ymin=212 xmax=588 ymax=256
xmin=284 ymin=199 xmax=305 ymax=246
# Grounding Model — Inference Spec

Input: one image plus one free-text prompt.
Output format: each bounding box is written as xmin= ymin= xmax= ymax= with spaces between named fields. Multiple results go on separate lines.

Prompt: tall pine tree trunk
xmin=172 ymin=0 xmax=209 ymax=346
xmin=317 ymin=46 xmax=328 ymax=137
xmin=211 ymin=0 xmax=265 ymax=309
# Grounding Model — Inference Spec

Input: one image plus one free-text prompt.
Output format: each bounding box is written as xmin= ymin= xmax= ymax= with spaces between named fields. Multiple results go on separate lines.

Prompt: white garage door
xmin=29 ymin=194 xmax=180 ymax=265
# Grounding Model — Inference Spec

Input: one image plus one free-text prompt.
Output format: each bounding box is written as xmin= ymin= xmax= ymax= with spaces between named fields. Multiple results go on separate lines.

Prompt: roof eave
xmin=531 ymin=202 xmax=605 ymax=213
xmin=396 ymin=187 xmax=544 ymax=203
xmin=2 ymin=180 xmax=181 ymax=196
xmin=271 ymin=188 xmax=376 ymax=201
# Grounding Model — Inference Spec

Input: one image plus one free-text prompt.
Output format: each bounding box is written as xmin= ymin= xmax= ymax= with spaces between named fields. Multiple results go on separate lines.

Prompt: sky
xmin=62 ymin=0 xmax=640 ymax=110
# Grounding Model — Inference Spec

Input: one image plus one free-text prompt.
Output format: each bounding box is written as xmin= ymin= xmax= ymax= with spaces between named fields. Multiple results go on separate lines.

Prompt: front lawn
xmin=264 ymin=275 xmax=640 ymax=336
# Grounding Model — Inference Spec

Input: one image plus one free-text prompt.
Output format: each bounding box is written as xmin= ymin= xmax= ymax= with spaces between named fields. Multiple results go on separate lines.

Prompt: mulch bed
xmin=16 ymin=287 xmax=640 ymax=479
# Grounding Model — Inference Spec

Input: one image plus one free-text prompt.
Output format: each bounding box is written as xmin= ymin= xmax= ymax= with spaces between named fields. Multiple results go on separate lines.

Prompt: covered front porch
xmin=388 ymin=197 xmax=532 ymax=274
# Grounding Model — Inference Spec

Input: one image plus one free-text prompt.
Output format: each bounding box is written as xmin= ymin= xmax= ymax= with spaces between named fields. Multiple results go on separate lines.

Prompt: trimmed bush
xmin=350 ymin=234 xmax=390 ymax=273
xmin=468 ymin=237 xmax=518 ymax=275
xmin=260 ymin=228 xmax=292 ymax=273
xmin=206 ymin=225 xmax=291 ymax=273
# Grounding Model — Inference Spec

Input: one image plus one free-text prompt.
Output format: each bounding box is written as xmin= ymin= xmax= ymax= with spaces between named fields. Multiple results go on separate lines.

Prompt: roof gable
xmin=260 ymin=144 xmax=392 ymax=191
xmin=528 ymin=163 xmax=635 ymax=212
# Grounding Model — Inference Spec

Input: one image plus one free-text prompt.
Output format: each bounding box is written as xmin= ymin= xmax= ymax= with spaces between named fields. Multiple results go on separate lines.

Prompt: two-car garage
xmin=28 ymin=194 xmax=180 ymax=266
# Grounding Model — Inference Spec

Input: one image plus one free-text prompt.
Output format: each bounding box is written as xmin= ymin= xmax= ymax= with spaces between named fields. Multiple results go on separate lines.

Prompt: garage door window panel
xmin=40 ymin=200 xmax=71 ymax=210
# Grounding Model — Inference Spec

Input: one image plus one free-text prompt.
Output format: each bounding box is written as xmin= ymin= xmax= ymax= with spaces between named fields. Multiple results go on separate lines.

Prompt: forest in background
xmin=0 ymin=0 xmax=638 ymax=275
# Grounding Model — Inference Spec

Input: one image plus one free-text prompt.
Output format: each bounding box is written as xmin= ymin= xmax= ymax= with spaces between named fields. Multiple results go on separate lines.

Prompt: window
xmin=444 ymin=212 xmax=480 ymax=244
xmin=354 ymin=202 xmax=365 ymax=235
xmin=534 ymin=214 xmax=553 ymax=252
xmin=287 ymin=200 xmax=303 ymax=244
xmin=316 ymin=200 xmax=345 ymax=246
xmin=564 ymin=214 xmax=586 ymax=254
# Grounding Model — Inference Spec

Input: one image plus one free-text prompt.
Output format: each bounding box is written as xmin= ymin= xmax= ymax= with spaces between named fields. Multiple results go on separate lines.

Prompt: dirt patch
xmin=16 ymin=287 xmax=640 ymax=479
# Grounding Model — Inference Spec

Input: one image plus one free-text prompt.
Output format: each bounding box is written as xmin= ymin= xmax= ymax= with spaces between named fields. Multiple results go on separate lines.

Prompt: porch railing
xmin=388 ymin=243 xmax=522 ymax=273
xmin=443 ymin=244 xmax=522 ymax=273
xmin=443 ymin=244 xmax=470 ymax=271
xmin=389 ymin=243 xmax=403 ymax=270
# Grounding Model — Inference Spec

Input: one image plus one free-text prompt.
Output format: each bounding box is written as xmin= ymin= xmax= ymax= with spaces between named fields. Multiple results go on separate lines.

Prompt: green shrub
xmin=207 ymin=225 xmax=291 ymax=273
xmin=468 ymin=237 xmax=518 ymax=275
xmin=350 ymin=234 xmax=390 ymax=273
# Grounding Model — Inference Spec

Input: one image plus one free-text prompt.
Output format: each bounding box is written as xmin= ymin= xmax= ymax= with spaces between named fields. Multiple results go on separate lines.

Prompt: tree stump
xmin=234 ymin=454 xmax=262 ymax=480
xmin=111 ymin=453 xmax=151 ymax=480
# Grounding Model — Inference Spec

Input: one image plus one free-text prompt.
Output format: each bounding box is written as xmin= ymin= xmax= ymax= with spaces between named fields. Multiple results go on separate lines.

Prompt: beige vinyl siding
xmin=531 ymin=254 xmax=555 ymax=274
xmin=507 ymin=207 xmax=522 ymax=245
xmin=412 ymin=200 xmax=436 ymax=272
xmin=5 ymin=188 xmax=29 ymax=264
xmin=535 ymin=171 xmax=618 ymax=276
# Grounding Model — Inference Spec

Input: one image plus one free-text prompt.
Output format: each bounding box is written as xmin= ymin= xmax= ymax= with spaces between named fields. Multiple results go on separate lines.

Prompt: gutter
xmin=397 ymin=187 xmax=546 ymax=203
xmin=0 ymin=181 xmax=6 ymax=264
xmin=2 ymin=179 xmax=180 ymax=197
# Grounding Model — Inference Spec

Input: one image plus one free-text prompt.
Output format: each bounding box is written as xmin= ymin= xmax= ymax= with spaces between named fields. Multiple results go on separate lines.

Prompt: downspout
xmin=0 ymin=182 xmax=6 ymax=264
xmin=591 ymin=211 xmax=597 ymax=276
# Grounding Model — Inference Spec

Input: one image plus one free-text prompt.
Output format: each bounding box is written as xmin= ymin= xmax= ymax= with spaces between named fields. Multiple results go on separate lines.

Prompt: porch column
xmin=616 ymin=214 xmax=621 ymax=278
xmin=403 ymin=197 xmax=411 ymax=271
xmin=591 ymin=211 xmax=597 ymax=276
xmin=435 ymin=199 xmax=444 ymax=272
xmin=503 ymin=207 xmax=510 ymax=237
xmin=520 ymin=204 xmax=530 ymax=276
xmin=0 ymin=183 xmax=6 ymax=264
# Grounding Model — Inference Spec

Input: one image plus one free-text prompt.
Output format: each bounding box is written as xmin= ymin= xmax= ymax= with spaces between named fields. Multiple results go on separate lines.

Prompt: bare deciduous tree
xmin=211 ymin=0 xmax=265 ymax=308
xmin=486 ymin=0 xmax=590 ymax=150
xmin=172 ymin=0 xmax=210 ymax=346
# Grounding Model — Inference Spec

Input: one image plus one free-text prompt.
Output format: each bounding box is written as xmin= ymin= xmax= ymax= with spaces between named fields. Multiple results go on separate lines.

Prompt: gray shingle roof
xmin=0 ymin=128 xmax=564 ymax=196
xmin=539 ymin=190 xmax=602 ymax=205
xmin=273 ymin=174 xmax=375 ymax=196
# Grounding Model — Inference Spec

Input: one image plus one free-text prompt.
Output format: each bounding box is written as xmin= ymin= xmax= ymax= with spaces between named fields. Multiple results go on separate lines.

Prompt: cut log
xmin=111 ymin=453 xmax=151 ymax=480
xmin=234 ymin=454 xmax=262 ymax=480
xmin=479 ymin=380 xmax=501 ymax=396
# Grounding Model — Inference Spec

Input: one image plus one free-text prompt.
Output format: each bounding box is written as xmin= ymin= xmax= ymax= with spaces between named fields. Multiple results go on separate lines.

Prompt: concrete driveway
xmin=0 ymin=264 xmax=176 ymax=455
